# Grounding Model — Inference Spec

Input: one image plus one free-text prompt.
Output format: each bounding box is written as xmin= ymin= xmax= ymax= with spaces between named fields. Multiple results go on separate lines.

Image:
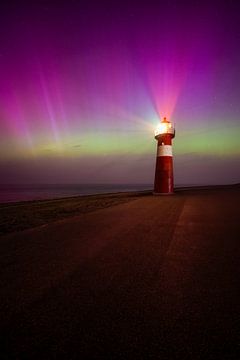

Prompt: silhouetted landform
xmin=0 ymin=184 xmax=239 ymax=359
xmin=175 ymin=183 xmax=240 ymax=191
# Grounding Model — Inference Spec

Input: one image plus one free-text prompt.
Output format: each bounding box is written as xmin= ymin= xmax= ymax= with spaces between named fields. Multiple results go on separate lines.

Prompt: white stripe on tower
xmin=157 ymin=145 xmax=172 ymax=157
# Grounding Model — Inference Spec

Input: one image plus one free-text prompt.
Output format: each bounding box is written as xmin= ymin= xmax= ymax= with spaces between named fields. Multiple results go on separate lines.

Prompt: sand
xmin=0 ymin=185 xmax=240 ymax=359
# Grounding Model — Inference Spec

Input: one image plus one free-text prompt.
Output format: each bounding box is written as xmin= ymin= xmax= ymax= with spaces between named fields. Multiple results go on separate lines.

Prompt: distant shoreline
xmin=0 ymin=184 xmax=152 ymax=204
xmin=0 ymin=183 xmax=239 ymax=205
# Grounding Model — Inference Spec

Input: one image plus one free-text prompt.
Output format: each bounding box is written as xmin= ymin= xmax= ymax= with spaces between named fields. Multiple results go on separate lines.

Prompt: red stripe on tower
xmin=153 ymin=117 xmax=175 ymax=195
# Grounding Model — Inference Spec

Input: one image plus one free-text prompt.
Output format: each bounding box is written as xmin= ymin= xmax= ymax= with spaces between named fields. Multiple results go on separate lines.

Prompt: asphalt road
xmin=0 ymin=187 xmax=240 ymax=359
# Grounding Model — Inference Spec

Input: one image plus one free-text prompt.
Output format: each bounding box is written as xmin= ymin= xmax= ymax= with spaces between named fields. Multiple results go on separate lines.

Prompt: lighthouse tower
xmin=154 ymin=117 xmax=175 ymax=195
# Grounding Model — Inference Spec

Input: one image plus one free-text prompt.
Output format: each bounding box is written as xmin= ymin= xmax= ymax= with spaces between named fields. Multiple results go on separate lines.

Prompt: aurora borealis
xmin=0 ymin=0 xmax=239 ymax=185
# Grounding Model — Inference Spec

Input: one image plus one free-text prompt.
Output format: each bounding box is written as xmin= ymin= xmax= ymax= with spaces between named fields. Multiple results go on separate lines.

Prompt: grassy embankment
xmin=0 ymin=191 xmax=150 ymax=235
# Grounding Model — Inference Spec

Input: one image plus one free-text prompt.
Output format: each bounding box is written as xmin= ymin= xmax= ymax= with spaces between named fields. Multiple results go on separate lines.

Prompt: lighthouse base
xmin=153 ymin=191 xmax=174 ymax=196
xmin=154 ymin=155 xmax=174 ymax=195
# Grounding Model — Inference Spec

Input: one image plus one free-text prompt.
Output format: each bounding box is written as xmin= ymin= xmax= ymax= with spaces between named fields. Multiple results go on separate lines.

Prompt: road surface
xmin=0 ymin=187 xmax=240 ymax=359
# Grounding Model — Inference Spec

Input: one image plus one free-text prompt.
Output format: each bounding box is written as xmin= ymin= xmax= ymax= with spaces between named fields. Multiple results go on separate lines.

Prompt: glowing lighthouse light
xmin=154 ymin=117 xmax=175 ymax=195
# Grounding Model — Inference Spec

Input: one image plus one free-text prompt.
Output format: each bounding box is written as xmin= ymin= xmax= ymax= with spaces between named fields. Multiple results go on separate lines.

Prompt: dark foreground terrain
xmin=0 ymin=185 xmax=240 ymax=359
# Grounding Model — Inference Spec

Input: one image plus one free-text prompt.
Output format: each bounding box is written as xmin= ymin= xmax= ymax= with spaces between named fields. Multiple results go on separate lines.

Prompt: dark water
xmin=0 ymin=184 xmax=152 ymax=203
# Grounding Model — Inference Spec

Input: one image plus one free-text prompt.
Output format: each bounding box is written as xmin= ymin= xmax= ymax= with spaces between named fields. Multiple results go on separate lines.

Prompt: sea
xmin=0 ymin=184 xmax=153 ymax=203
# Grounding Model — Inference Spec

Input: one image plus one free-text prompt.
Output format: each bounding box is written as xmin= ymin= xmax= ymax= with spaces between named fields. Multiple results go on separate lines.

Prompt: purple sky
xmin=0 ymin=0 xmax=240 ymax=185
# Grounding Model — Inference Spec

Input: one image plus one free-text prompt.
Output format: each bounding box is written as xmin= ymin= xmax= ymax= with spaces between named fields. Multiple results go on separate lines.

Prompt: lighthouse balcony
xmin=154 ymin=126 xmax=175 ymax=138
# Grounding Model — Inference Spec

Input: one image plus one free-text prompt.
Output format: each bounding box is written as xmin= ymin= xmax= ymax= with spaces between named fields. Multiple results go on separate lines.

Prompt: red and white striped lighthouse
xmin=154 ymin=117 xmax=175 ymax=195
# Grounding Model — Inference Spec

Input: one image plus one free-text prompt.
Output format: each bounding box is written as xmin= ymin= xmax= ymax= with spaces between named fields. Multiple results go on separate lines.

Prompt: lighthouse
xmin=154 ymin=117 xmax=175 ymax=195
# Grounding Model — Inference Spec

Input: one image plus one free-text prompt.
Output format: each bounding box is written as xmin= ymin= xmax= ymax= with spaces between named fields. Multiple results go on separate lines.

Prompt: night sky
xmin=0 ymin=0 xmax=239 ymax=185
